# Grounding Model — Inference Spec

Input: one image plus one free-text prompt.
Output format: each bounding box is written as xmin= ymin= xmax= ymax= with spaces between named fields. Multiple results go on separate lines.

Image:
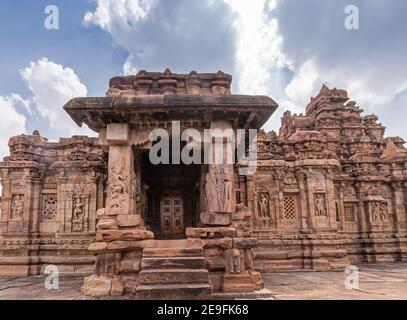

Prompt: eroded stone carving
xmin=11 ymin=195 xmax=24 ymax=220
xmin=107 ymin=162 xmax=128 ymax=215
xmin=72 ymin=197 xmax=84 ymax=232
xmin=314 ymin=194 xmax=327 ymax=217
xmin=95 ymin=252 xmax=122 ymax=276
xmin=224 ymin=249 xmax=241 ymax=274
xmin=205 ymin=165 xmax=235 ymax=214
xmin=258 ymin=194 xmax=269 ymax=218
xmin=371 ymin=202 xmax=389 ymax=223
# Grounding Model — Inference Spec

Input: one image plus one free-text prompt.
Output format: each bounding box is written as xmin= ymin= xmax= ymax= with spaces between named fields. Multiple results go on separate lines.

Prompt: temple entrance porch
xmin=140 ymin=151 xmax=201 ymax=239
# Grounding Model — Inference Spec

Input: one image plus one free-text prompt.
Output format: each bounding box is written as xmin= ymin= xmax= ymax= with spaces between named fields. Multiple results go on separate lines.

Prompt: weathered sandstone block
xmin=81 ymin=275 xmax=112 ymax=297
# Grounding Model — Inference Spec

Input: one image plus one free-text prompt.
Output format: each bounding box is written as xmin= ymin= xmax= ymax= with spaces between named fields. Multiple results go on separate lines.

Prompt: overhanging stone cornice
xmin=64 ymin=94 xmax=278 ymax=132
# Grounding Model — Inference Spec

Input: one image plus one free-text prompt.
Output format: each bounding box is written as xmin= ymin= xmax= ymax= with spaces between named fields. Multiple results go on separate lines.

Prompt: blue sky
xmin=0 ymin=0 xmax=407 ymax=159
xmin=0 ymin=0 xmax=126 ymax=96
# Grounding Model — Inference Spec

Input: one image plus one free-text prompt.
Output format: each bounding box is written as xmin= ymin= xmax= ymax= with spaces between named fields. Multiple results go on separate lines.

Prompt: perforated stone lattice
xmin=284 ymin=195 xmax=297 ymax=220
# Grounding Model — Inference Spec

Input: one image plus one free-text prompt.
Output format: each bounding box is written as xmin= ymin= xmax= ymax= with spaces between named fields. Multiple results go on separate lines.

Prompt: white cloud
xmin=283 ymin=60 xmax=320 ymax=113
xmin=0 ymin=95 xmax=27 ymax=161
xmin=273 ymin=0 xmax=407 ymax=136
xmin=83 ymin=0 xmax=236 ymax=74
xmin=223 ymin=0 xmax=291 ymax=97
xmin=82 ymin=0 xmax=407 ymax=139
xmin=19 ymin=58 xmax=94 ymax=137
xmin=83 ymin=0 xmax=156 ymax=33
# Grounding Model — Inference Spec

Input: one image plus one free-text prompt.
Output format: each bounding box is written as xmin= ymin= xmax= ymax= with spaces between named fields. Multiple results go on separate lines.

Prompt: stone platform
xmin=1 ymin=263 xmax=407 ymax=300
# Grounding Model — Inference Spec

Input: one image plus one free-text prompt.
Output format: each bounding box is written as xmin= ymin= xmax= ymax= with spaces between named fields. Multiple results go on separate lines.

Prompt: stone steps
xmin=136 ymin=243 xmax=213 ymax=300
xmin=139 ymin=269 xmax=209 ymax=285
xmin=136 ymin=283 xmax=212 ymax=300
xmin=141 ymin=256 xmax=207 ymax=270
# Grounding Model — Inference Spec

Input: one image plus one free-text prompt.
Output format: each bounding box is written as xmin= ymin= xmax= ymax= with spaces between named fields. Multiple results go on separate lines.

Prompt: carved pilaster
xmin=391 ymin=181 xmax=407 ymax=232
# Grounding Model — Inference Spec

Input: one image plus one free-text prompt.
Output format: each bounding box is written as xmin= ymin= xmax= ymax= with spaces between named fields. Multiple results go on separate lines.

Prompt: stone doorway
xmin=160 ymin=189 xmax=184 ymax=236
xmin=140 ymin=152 xmax=201 ymax=239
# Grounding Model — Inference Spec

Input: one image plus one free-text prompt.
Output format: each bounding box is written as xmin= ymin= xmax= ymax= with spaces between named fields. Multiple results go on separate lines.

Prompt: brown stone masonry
xmin=1 ymin=70 xmax=407 ymax=298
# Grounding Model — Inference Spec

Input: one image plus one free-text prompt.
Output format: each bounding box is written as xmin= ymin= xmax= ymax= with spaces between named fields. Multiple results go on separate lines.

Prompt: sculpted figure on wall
xmin=107 ymin=160 xmax=129 ymax=215
xmin=72 ymin=197 xmax=84 ymax=232
xmin=371 ymin=202 xmax=389 ymax=223
xmin=205 ymin=165 xmax=235 ymax=213
xmin=314 ymin=194 xmax=327 ymax=217
xmin=258 ymin=194 xmax=269 ymax=218
xmin=11 ymin=195 xmax=24 ymax=220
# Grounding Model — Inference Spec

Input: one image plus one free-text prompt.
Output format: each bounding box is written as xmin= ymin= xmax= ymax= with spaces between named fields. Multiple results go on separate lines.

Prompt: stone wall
xmin=239 ymin=85 xmax=407 ymax=271
xmin=1 ymin=85 xmax=407 ymax=276
xmin=0 ymin=133 xmax=107 ymax=275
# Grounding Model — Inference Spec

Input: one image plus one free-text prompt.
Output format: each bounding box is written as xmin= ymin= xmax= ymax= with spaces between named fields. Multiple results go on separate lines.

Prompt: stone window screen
xmin=42 ymin=195 xmax=58 ymax=220
xmin=283 ymin=194 xmax=298 ymax=220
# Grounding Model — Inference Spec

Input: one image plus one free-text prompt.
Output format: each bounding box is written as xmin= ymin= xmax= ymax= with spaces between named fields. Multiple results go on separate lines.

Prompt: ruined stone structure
xmin=1 ymin=70 xmax=407 ymax=299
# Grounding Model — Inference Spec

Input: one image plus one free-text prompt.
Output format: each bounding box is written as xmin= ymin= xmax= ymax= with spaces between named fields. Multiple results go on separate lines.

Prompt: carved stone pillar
xmin=200 ymin=120 xmax=236 ymax=226
xmin=337 ymin=183 xmax=346 ymax=232
xmin=391 ymin=181 xmax=406 ymax=233
xmin=355 ymin=183 xmax=368 ymax=233
xmin=103 ymin=124 xmax=138 ymax=223
xmin=0 ymin=169 xmax=11 ymax=234
xmin=325 ymin=169 xmax=337 ymax=230
xmin=296 ymin=169 xmax=309 ymax=231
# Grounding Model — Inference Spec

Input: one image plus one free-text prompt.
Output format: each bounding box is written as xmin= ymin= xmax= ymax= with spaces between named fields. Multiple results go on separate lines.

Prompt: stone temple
xmin=1 ymin=69 xmax=407 ymax=299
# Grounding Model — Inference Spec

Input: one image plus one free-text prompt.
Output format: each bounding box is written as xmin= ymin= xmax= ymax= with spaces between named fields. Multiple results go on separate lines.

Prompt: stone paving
xmin=0 ymin=263 xmax=406 ymax=300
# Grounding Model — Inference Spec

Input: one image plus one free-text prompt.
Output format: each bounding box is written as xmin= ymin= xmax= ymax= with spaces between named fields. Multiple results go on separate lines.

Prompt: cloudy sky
xmin=1 ymin=0 xmax=407 ymax=160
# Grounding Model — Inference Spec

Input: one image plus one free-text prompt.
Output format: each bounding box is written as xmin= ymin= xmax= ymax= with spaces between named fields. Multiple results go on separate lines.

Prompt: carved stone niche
xmin=313 ymin=193 xmax=329 ymax=229
xmin=314 ymin=193 xmax=328 ymax=217
xmin=10 ymin=194 xmax=24 ymax=221
xmin=343 ymin=202 xmax=357 ymax=222
xmin=365 ymin=200 xmax=389 ymax=228
xmin=257 ymin=193 xmax=270 ymax=218
xmin=72 ymin=196 xmax=86 ymax=233
xmin=252 ymin=184 xmax=272 ymax=228
xmin=65 ymin=176 xmax=92 ymax=233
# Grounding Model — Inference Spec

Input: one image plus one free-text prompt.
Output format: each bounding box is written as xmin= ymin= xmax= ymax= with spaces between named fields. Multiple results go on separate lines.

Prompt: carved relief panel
xmin=252 ymin=180 xmax=274 ymax=228
xmin=363 ymin=185 xmax=393 ymax=231
xmin=63 ymin=176 xmax=93 ymax=234
xmin=204 ymin=164 xmax=235 ymax=214
xmin=313 ymin=193 xmax=329 ymax=229
xmin=72 ymin=196 xmax=85 ymax=232
xmin=10 ymin=194 xmax=24 ymax=220
xmin=365 ymin=201 xmax=389 ymax=229
xmin=314 ymin=194 xmax=327 ymax=217
xmin=258 ymin=194 xmax=270 ymax=218
xmin=107 ymin=161 xmax=129 ymax=216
